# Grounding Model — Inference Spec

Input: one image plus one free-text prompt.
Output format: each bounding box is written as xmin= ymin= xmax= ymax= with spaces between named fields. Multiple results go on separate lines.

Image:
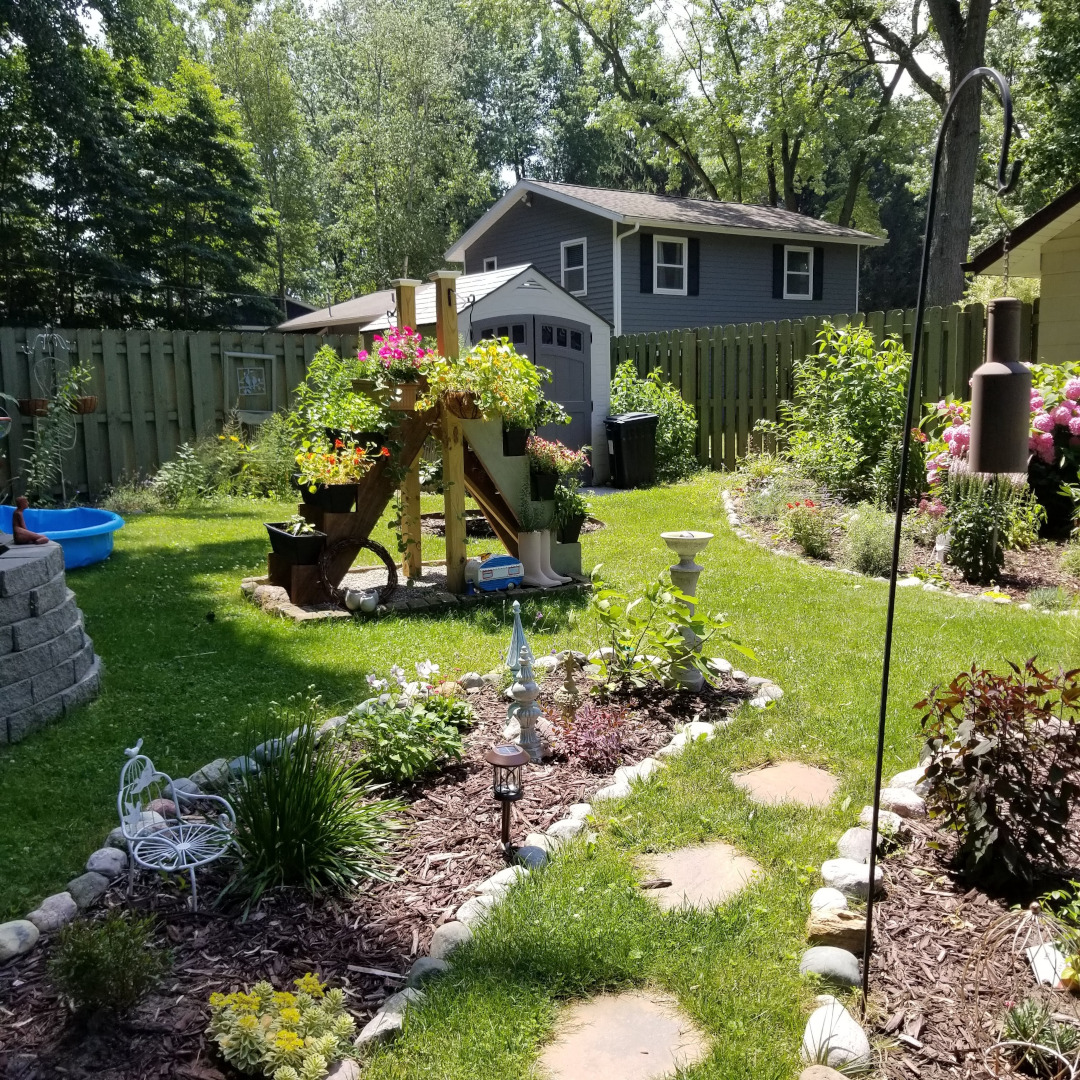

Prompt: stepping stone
xmin=638 ymin=842 xmax=761 ymax=912
xmin=539 ymin=991 xmax=708 ymax=1080
xmin=731 ymin=762 xmax=838 ymax=807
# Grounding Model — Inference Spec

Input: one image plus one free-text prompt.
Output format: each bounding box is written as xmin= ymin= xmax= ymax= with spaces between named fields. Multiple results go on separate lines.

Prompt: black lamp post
xmin=861 ymin=66 xmax=1026 ymax=1005
xmin=485 ymin=743 xmax=529 ymax=852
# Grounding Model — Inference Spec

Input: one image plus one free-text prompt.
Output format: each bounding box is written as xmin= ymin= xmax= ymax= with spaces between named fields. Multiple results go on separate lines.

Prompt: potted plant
xmin=354 ymin=328 xmax=433 ymax=411
xmin=294 ymin=439 xmax=388 ymax=512
xmin=526 ymin=435 xmax=589 ymax=501
xmin=287 ymin=345 xmax=383 ymax=446
xmin=554 ymin=481 xmax=590 ymax=543
xmin=265 ymin=514 xmax=327 ymax=564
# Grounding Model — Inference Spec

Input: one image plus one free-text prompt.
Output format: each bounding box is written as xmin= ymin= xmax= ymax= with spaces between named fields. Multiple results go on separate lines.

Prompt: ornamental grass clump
xmin=230 ymin=693 xmax=401 ymax=904
xmin=207 ymin=974 xmax=355 ymax=1080
xmin=918 ymin=659 xmax=1080 ymax=885
xmin=840 ymin=502 xmax=908 ymax=577
xmin=781 ymin=498 xmax=832 ymax=558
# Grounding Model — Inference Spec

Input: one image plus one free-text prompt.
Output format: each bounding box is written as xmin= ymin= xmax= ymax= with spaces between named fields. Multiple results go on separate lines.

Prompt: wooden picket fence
xmin=0 ymin=327 xmax=358 ymax=498
xmin=610 ymin=303 xmax=1039 ymax=470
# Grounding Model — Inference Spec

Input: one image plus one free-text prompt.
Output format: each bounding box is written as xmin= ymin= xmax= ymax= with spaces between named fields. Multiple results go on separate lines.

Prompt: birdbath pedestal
xmin=661 ymin=530 xmax=714 ymax=692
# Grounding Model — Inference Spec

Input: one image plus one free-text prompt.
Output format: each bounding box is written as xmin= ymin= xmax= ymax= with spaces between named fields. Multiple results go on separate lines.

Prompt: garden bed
xmin=868 ymin=818 xmax=1080 ymax=1080
xmin=0 ymin=671 xmax=752 ymax=1080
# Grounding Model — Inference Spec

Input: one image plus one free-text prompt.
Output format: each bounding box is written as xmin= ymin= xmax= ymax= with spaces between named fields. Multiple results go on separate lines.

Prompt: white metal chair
xmin=118 ymin=740 xmax=237 ymax=911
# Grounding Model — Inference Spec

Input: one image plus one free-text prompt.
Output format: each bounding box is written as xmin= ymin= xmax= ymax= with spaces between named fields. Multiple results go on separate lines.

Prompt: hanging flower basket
xmin=73 ymin=395 xmax=97 ymax=415
xmin=529 ymin=468 xmax=558 ymax=501
xmin=444 ymin=391 xmax=481 ymax=420
xmin=502 ymin=424 xmax=531 ymax=456
xmin=291 ymin=476 xmax=358 ymax=514
xmin=265 ymin=522 xmax=327 ymax=565
xmin=385 ymin=380 xmax=425 ymax=413
xmin=17 ymin=398 xmax=49 ymax=417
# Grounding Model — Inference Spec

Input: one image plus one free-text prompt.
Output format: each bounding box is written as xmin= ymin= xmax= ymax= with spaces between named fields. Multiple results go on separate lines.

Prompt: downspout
xmin=613 ymin=221 xmax=640 ymax=338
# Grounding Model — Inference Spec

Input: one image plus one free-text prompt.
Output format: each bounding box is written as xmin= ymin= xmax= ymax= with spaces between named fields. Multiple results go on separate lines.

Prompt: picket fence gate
xmin=609 ymin=302 xmax=1039 ymax=470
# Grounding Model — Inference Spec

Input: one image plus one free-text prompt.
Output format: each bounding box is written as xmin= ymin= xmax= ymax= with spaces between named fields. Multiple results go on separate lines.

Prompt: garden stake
xmin=861 ymin=65 xmax=1021 ymax=1009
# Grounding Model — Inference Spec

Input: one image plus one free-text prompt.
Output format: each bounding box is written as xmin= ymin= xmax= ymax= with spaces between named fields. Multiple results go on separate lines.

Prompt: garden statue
xmin=12 ymin=497 xmax=48 ymax=545
xmin=552 ymin=652 xmax=581 ymax=728
xmin=510 ymin=647 xmax=545 ymax=762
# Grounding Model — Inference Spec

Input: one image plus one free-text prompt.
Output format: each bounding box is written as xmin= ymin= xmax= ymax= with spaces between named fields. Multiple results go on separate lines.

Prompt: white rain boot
xmin=518 ymin=531 xmax=559 ymax=587
xmin=539 ymin=529 xmax=572 ymax=583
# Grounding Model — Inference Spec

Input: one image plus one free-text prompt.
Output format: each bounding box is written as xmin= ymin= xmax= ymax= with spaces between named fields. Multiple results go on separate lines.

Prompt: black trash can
xmin=605 ymin=412 xmax=659 ymax=488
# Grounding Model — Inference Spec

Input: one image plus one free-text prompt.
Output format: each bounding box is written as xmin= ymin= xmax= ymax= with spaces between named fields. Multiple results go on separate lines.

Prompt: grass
xmin=2 ymin=473 xmax=1076 ymax=1075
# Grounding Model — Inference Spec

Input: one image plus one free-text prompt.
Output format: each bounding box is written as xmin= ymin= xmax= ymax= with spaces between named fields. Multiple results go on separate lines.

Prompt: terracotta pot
xmin=386 ymin=381 xmax=424 ymax=413
xmin=73 ymin=395 xmax=97 ymax=415
xmin=265 ymin=522 xmax=327 ymax=565
xmin=17 ymin=398 xmax=49 ymax=417
xmin=557 ymin=514 xmax=586 ymax=544
xmin=444 ymin=391 xmax=481 ymax=420
xmin=529 ymin=468 xmax=558 ymax=501
xmin=502 ymin=424 xmax=531 ymax=456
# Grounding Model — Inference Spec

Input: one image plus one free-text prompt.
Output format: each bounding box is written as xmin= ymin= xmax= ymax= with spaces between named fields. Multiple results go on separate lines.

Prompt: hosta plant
xmin=207 ymin=974 xmax=355 ymax=1080
xmin=918 ymin=659 xmax=1080 ymax=885
xmin=346 ymin=698 xmax=466 ymax=784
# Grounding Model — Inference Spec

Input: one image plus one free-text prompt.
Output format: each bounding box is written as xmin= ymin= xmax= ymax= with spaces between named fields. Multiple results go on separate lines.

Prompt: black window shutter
xmin=772 ymin=244 xmax=784 ymax=299
xmin=687 ymin=238 xmax=700 ymax=296
xmin=813 ymin=246 xmax=824 ymax=300
xmin=640 ymin=233 xmax=653 ymax=293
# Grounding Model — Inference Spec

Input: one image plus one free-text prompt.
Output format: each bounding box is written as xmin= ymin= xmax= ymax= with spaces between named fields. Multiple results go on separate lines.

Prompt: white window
xmin=483 ymin=256 xmax=498 ymax=272
xmin=654 ymin=236 xmax=687 ymax=295
xmin=784 ymin=245 xmax=813 ymax=299
xmin=561 ymin=238 xmax=587 ymax=295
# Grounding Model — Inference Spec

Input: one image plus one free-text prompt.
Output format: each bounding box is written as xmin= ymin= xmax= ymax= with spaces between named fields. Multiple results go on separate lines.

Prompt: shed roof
xmin=445 ymin=180 xmax=885 ymax=261
xmin=966 ymin=181 xmax=1080 ymax=278
xmin=276 ymin=289 xmax=396 ymax=333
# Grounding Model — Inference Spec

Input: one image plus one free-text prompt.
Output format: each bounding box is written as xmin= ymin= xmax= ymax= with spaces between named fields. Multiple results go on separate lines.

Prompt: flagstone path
xmin=638 ymin=841 xmax=761 ymax=912
xmin=731 ymin=761 xmax=839 ymax=806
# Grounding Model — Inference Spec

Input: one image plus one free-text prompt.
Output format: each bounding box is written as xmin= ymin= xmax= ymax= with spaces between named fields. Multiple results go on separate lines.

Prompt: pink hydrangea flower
xmin=1030 ymin=391 xmax=1045 ymax=411
xmin=1033 ymin=412 xmax=1055 ymax=433
xmin=1051 ymin=404 xmax=1073 ymax=426
xmin=1034 ymin=430 xmax=1056 ymax=463
xmin=1066 ymin=379 xmax=1080 ymax=402
xmin=1070 ymin=416 xmax=1080 ymax=437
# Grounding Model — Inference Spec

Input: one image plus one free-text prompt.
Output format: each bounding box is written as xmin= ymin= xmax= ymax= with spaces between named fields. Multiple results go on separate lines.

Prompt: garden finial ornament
xmin=510 ymin=646 xmax=544 ymax=762
xmin=12 ymin=496 xmax=48 ymax=545
xmin=505 ymin=599 xmax=533 ymax=677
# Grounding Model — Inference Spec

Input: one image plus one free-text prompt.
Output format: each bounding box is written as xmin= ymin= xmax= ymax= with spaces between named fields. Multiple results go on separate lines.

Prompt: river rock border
xmin=722 ymin=489 xmax=1074 ymax=613
xmin=796 ymin=763 xmax=929 ymax=1076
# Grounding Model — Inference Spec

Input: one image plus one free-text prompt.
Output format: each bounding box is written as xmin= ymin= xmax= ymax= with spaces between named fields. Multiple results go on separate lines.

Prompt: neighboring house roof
xmin=445 ymin=180 xmax=885 ymax=261
xmin=276 ymin=289 xmax=396 ymax=333
xmin=965 ymin=181 xmax=1080 ymax=278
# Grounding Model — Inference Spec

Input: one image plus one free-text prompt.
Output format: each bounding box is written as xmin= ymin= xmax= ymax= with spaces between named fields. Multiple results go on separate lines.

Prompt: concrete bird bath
xmin=661 ymin=530 xmax=714 ymax=691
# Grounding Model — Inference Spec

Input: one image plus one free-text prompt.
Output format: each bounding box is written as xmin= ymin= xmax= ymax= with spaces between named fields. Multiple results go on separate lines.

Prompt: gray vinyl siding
xmin=621 ymin=231 xmax=859 ymax=334
xmin=464 ymin=197 xmax=615 ymax=325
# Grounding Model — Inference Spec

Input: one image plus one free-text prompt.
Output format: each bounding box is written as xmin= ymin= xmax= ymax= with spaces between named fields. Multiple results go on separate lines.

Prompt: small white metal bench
xmin=118 ymin=740 xmax=236 ymax=911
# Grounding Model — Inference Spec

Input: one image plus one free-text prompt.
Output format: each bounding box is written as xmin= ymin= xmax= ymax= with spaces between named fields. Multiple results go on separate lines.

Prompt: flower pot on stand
xmin=502 ymin=424 xmax=531 ymax=456
xmin=557 ymin=515 xmax=586 ymax=544
xmin=291 ymin=476 xmax=358 ymax=513
xmin=385 ymin=378 xmax=426 ymax=413
xmin=324 ymin=427 xmax=386 ymax=451
xmin=73 ymin=395 xmax=97 ymax=414
xmin=265 ymin=523 xmax=327 ymax=565
xmin=529 ymin=468 xmax=558 ymax=501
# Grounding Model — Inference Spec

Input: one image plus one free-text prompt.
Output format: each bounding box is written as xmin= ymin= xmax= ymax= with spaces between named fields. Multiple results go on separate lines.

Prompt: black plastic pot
xmin=324 ymin=428 xmax=386 ymax=451
xmin=529 ymin=468 xmax=558 ymax=501
xmin=502 ymin=424 xmax=531 ymax=456
xmin=265 ymin=522 xmax=326 ymax=565
xmin=292 ymin=475 xmax=358 ymax=513
xmin=557 ymin=515 xmax=586 ymax=544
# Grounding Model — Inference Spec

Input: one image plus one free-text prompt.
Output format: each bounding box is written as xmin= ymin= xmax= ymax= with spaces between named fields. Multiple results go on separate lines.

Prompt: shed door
xmin=470 ymin=316 xmax=592 ymax=454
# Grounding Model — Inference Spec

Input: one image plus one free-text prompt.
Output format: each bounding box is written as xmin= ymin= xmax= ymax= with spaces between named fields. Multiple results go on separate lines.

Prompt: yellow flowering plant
xmin=207 ymin=975 xmax=355 ymax=1080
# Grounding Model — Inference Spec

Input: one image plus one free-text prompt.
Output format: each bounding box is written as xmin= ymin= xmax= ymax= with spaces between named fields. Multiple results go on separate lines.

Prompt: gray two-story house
xmin=446 ymin=181 xmax=885 ymax=336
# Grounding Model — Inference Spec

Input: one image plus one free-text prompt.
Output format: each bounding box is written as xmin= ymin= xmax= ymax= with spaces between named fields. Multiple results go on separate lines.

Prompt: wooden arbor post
xmin=392 ymin=278 xmax=423 ymax=580
xmin=431 ymin=269 xmax=466 ymax=593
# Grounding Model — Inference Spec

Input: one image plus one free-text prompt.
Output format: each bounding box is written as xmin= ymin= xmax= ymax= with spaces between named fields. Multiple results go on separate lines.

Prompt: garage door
xmin=471 ymin=317 xmax=592 ymax=454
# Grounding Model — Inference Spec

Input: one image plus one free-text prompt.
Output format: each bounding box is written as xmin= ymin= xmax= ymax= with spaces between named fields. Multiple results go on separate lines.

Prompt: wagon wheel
xmin=319 ymin=538 xmax=398 ymax=607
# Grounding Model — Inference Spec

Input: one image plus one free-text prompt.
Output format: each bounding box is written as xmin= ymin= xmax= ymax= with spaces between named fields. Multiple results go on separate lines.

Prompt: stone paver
xmin=731 ymin=762 xmax=838 ymax=807
xmin=638 ymin=842 xmax=761 ymax=912
xmin=539 ymin=991 xmax=708 ymax=1080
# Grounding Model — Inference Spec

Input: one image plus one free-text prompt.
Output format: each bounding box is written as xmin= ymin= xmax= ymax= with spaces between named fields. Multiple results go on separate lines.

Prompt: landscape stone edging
xmin=796 ymin=762 xmax=928 ymax=1070
xmin=721 ymin=489 xmax=1076 ymax=613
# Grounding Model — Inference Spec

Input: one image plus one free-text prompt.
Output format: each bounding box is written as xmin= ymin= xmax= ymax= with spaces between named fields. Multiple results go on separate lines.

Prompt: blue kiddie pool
xmin=0 ymin=506 xmax=124 ymax=568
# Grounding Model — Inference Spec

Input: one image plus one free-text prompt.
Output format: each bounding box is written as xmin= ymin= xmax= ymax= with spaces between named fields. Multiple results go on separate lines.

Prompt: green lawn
xmin=1 ymin=475 xmax=1075 ymax=1075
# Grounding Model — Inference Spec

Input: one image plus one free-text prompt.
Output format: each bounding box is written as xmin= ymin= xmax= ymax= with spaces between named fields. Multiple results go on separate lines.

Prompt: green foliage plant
xmin=230 ymin=692 xmax=400 ymax=904
xmin=287 ymin=346 xmax=382 ymax=444
xmin=207 ymin=974 xmax=355 ymax=1080
xmin=918 ymin=659 xmax=1080 ymax=885
xmin=588 ymin=566 xmax=751 ymax=693
xmin=902 ymin=497 xmax=947 ymax=546
xmin=759 ymin=324 xmax=917 ymax=503
xmin=49 ymin=911 xmax=170 ymax=1015
xmin=840 ymin=502 xmax=909 ymax=577
xmin=944 ymin=471 xmax=1024 ymax=584
xmin=780 ymin=498 xmax=832 ymax=558
xmin=553 ymin=481 xmax=591 ymax=531
xmin=1063 ymin=543 xmax=1080 ymax=577
xmin=346 ymin=697 xmax=466 ymax=784
xmin=609 ymin=361 xmax=698 ymax=482
xmin=1001 ymin=998 xmax=1080 ymax=1078
xmin=1028 ymin=586 xmax=1073 ymax=612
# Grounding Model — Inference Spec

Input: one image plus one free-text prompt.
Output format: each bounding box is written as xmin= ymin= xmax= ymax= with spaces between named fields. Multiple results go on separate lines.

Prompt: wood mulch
xmin=0 ymin=671 xmax=749 ymax=1080
xmin=868 ymin=820 xmax=1080 ymax=1080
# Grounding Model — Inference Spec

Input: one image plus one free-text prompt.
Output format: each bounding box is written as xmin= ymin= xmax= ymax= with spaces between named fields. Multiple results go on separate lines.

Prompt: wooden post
xmin=392 ymin=278 xmax=424 ymax=579
xmin=432 ymin=270 xmax=467 ymax=593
